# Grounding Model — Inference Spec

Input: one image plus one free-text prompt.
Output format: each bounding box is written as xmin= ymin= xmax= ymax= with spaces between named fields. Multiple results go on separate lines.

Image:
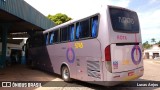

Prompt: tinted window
xmin=49 ymin=30 xmax=59 ymax=44
xmin=45 ymin=34 xmax=49 ymax=45
xmin=61 ymin=27 xmax=68 ymax=42
xmin=49 ymin=32 xmax=54 ymax=44
xmin=68 ymin=24 xmax=75 ymax=41
xmin=76 ymin=23 xmax=80 ymax=39
xmin=53 ymin=30 xmax=59 ymax=43
xmin=109 ymin=7 xmax=139 ymax=33
xmin=76 ymin=20 xmax=90 ymax=39
xmin=91 ymin=16 xmax=98 ymax=38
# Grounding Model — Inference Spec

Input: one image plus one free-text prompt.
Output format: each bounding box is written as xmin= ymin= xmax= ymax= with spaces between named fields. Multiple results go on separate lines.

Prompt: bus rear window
xmin=109 ymin=7 xmax=139 ymax=33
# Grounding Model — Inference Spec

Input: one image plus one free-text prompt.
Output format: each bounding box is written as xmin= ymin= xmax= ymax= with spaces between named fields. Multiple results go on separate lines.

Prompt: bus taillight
xmin=105 ymin=45 xmax=111 ymax=61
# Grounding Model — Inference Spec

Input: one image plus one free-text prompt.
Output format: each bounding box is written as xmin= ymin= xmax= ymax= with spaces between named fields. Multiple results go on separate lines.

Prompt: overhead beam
xmin=8 ymin=32 xmax=29 ymax=38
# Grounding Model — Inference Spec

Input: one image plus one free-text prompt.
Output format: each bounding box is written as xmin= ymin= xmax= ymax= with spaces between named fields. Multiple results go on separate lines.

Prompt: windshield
xmin=109 ymin=7 xmax=139 ymax=33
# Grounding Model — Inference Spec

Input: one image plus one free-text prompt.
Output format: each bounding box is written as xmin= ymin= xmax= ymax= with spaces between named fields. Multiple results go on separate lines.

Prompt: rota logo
xmin=66 ymin=48 xmax=75 ymax=63
xmin=131 ymin=45 xmax=142 ymax=65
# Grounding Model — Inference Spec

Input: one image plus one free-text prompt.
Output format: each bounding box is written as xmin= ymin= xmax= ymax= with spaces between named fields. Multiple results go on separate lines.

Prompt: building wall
xmin=143 ymin=45 xmax=160 ymax=59
xmin=0 ymin=39 xmax=26 ymax=64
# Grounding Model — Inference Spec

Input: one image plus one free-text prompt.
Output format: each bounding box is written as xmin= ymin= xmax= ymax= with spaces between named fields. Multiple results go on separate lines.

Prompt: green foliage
xmin=143 ymin=41 xmax=151 ymax=49
xmin=47 ymin=13 xmax=72 ymax=25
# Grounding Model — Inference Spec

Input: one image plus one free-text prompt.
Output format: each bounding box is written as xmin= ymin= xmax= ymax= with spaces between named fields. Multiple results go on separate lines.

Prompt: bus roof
xmin=43 ymin=5 xmax=136 ymax=34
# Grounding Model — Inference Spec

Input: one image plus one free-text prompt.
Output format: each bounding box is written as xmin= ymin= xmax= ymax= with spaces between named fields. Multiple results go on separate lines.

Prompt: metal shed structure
xmin=0 ymin=0 xmax=55 ymax=68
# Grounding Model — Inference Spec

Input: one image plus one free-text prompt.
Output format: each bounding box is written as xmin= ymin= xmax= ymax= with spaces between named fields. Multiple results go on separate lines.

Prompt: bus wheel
xmin=62 ymin=66 xmax=71 ymax=82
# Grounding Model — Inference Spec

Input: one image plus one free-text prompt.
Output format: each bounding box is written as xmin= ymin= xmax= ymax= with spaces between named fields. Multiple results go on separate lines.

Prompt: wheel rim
xmin=63 ymin=68 xmax=69 ymax=80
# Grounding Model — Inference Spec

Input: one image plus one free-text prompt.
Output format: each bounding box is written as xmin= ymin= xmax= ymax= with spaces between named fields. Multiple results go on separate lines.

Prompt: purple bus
xmin=26 ymin=5 xmax=143 ymax=86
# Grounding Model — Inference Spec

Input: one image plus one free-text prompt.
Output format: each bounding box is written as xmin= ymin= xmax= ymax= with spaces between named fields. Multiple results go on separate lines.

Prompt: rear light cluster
xmin=105 ymin=45 xmax=112 ymax=73
xmin=105 ymin=45 xmax=111 ymax=61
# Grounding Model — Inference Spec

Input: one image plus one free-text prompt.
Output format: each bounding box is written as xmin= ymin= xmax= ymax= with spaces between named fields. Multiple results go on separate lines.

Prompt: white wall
xmin=0 ymin=39 xmax=26 ymax=56
xmin=144 ymin=45 xmax=160 ymax=59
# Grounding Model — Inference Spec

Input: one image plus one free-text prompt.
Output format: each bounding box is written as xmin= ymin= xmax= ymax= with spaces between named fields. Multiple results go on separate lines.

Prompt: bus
xmin=26 ymin=5 xmax=144 ymax=86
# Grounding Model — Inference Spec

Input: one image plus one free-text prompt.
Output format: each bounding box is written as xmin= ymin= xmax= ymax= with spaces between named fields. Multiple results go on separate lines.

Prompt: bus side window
xmin=49 ymin=32 xmax=54 ymax=44
xmin=61 ymin=27 xmax=68 ymax=42
xmin=45 ymin=34 xmax=49 ymax=45
xmin=76 ymin=23 xmax=80 ymax=40
xmin=91 ymin=16 xmax=98 ymax=38
xmin=80 ymin=19 xmax=90 ymax=38
xmin=76 ymin=19 xmax=90 ymax=40
xmin=69 ymin=24 xmax=74 ymax=41
xmin=53 ymin=30 xmax=59 ymax=43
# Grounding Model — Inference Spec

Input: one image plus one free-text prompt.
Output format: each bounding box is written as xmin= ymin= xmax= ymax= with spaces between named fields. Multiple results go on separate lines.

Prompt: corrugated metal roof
xmin=0 ymin=0 xmax=55 ymax=30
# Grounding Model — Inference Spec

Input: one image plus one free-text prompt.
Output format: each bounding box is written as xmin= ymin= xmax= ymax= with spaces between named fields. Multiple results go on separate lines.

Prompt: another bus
xmin=26 ymin=5 xmax=144 ymax=86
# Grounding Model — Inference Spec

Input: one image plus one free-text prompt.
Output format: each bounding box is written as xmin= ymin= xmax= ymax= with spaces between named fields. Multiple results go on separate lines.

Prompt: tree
xmin=143 ymin=41 xmax=151 ymax=49
xmin=47 ymin=13 xmax=72 ymax=25
xmin=151 ymin=38 xmax=156 ymax=44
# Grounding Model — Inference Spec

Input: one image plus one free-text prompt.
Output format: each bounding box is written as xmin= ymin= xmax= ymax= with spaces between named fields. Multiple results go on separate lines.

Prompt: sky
xmin=24 ymin=0 xmax=160 ymax=43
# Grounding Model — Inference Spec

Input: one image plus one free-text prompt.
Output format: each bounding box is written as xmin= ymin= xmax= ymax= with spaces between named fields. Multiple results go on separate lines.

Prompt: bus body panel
xmin=28 ymin=46 xmax=53 ymax=72
xmin=73 ymin=39 xmax=102 ymax=81
xmin=110 ymin=44 xmax=143 ymax=73
xmin=47 ymin=43 xmax=77 ymax=79
xmin=97 ymin=6 xmax=111 ymax=82
xmin=47 ymin=39 xmax=102 ymax=81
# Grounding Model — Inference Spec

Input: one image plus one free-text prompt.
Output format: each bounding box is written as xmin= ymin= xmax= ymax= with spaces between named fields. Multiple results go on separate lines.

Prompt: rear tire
xmin=61 ymin=66 xmax=71 ymax=82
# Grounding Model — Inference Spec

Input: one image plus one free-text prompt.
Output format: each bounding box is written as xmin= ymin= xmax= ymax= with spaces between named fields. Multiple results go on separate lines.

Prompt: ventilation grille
xmin=87 ymin=61 xmax=100 ymax=79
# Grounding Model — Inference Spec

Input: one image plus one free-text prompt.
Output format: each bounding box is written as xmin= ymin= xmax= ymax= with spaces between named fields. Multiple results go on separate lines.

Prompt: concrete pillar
xmin=20 ymin=39 xmax=26 ymax=64
xmin=0 ymin=23 xmax=11 ymax=68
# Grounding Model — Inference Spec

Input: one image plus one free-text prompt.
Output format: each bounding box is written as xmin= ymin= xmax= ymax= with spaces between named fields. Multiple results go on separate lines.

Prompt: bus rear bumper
xmin=79 ymin=67 xmax=144 ymax=86
xmin=103 ymin=67 xmax=144 ymax=86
